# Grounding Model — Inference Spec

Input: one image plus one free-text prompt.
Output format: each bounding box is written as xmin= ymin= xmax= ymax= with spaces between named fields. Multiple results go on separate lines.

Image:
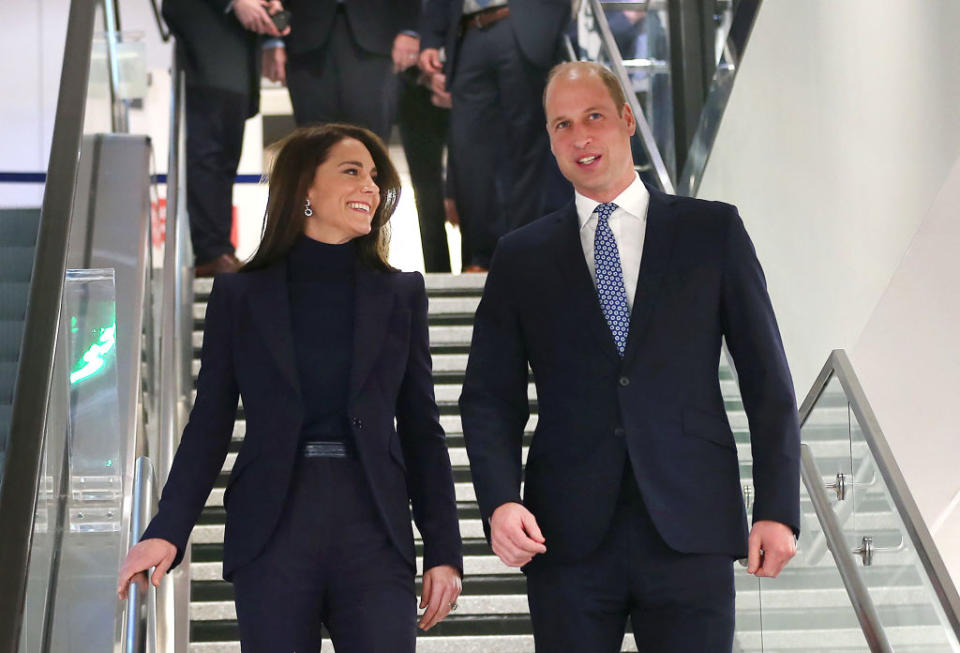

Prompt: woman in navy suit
xmin=118 ymin=124 xmax=463 ymax=652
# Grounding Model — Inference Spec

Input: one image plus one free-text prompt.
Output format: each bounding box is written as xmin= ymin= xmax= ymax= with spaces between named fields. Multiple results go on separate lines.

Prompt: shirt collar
xmin=575 ymin=172 xmax=649 ymax=230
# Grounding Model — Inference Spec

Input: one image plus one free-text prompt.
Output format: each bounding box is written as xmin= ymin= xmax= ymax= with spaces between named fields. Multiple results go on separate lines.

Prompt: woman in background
xmin=118 ymin=123 xmax=463 ymax=652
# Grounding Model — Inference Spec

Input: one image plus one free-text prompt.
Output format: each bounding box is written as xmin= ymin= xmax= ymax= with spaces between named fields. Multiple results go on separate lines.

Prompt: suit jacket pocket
xmin=682 ymin=406 xmax=736 ymax=451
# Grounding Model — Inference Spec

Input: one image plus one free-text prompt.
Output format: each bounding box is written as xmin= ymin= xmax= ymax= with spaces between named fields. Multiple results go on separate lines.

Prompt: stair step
xmin=0 ymin=245 xmax=36 ymax=283
xmin=0 ymin=281 xmax=29 ymax=320
xmin=183 ymin=275 xmax=942 ymax=651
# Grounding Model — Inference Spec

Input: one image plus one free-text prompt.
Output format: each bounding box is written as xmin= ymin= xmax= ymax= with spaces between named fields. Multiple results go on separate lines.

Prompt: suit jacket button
xmin=352 ymin=417 xmax=363 ymax=429
xmin=618 ymin=376 xmax=630 ymax=387
xmin=613 ymin=427 xmax=625 ymax=438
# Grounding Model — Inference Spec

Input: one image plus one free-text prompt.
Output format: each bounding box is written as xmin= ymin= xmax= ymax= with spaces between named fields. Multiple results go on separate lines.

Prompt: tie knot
xmin=594 ymin=203 xmax=618 ymax=222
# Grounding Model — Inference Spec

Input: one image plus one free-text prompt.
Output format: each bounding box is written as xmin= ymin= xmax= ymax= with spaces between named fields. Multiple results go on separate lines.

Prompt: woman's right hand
xmin=116 ymin=538 xmax=178 ymax=600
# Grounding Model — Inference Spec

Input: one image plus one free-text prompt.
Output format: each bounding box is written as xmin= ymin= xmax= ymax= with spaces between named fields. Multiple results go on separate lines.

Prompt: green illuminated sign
xmin=70 ymin=323 xmax=116 ymax=385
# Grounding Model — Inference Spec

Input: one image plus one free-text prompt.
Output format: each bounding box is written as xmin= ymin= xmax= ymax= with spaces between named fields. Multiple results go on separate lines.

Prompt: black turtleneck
xmin=286 ymin=234 xmax=356 ymax=444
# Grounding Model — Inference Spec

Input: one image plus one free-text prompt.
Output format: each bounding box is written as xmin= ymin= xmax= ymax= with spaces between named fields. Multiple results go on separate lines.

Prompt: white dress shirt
xmin=574 ymin=173 xmax=649 ymax=311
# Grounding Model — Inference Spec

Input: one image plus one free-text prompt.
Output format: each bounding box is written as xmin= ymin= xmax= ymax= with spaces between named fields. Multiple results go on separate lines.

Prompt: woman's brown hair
xmin=241 ymin=123 xmax=401 ymax=272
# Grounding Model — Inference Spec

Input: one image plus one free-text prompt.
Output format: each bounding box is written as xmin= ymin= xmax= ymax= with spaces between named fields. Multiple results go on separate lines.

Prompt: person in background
xmin=262 ymin=0 xmax=419 ymax=141
xmin=419 ymin=0 xmax=573 ymax=272
xmin=162 ymin=0 xmax=288 ymax=277
xmin=118 ymin=124 xmax=463 ymax=652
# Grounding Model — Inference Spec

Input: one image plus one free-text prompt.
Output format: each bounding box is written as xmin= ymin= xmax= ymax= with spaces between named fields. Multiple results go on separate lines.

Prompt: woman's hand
xmin=418 ymin=564 xmax=462 ymax=631
xmin=116 ymin=538 xmax=178 ymax=600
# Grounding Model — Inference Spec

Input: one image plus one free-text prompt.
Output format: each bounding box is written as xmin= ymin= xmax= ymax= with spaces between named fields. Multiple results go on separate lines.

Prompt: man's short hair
xmin=543 ymin=62 xmax=628 ymax=116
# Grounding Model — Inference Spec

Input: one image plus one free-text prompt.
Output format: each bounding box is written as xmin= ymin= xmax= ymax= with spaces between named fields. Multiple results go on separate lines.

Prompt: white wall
xmin=697 ymin=0 xmax=960 ymax=585
xmin=0 ymin=0 xmax=65 ymax=207
xmin=851 ymin=154 xmax=960 ymax=584
xmin=697 ymin=0 xmax=960 ymax=395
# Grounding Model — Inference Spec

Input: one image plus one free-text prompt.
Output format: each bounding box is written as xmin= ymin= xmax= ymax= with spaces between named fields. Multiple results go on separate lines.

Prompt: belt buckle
xmin=471 ymin=13 xmax=484 ymax=30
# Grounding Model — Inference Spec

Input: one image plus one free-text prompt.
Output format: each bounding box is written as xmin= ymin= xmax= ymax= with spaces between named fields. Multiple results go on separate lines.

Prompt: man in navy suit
xmin=419 ymin=0 xmax=572 ymax=270
xmin=262 ymin=0 xmax=420 ymax=139
xmin=460 ymin=62 xmax=801 ymax=651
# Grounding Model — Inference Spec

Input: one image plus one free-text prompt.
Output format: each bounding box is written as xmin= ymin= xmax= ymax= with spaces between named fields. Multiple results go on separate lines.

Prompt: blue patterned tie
xmin=593 ymin=203 xmax=630 ymax=356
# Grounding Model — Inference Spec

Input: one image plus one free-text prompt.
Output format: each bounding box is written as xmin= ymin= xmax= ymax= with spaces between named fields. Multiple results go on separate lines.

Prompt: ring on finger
xmin=448 ymin=601 xmax=458 ymax=611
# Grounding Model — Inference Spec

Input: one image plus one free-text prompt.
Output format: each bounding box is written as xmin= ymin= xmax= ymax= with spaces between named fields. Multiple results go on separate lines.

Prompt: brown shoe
xmin=195 ymin=253 xmax=241 ymax=277
xmin=463 ymin=265 xmax=488 ymax=273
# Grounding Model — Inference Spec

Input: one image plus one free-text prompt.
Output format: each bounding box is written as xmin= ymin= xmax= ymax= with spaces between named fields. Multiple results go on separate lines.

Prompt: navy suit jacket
xmin=283 ymin=0 xmax=419 ymax=56
xmin=162 ymin=0 xmax=261 ymax=117
xmin=459 ymin=187 xmax=801 ymax=564
xmin=143 ymin=260 xmax=463 ymax=580
xmin=420 ymin=0 xmax=571 ymax=83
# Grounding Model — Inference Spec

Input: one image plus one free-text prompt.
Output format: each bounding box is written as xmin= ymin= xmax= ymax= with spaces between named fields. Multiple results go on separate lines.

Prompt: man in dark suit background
xmin=419 ymin=0 xmax=572 ymax=271
xmin=262 ymin=0 xmax=419 ymax=139
xmin=460 ymin=61 xmax=801 ymax=651
xmin=162 ymin=0 xmax=286 ymax=276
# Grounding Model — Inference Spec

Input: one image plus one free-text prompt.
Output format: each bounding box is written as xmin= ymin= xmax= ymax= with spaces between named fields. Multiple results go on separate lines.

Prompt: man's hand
xmin=233 ymin=0 xmax=281 ymax=36
xmin=490 ymin=502 xmax=546 ymax=567
xmin=392 ymin=33 xmax=421 ymax=73
xmin=262 ymin=45 xmax=287 ymax=85
xmin=419 ymin=48 xmax=443 ymax=75
xmin=418 ymin=564 xmax=462 ymax=631
xmin=117 ymin=538 xmax=178 ymax=600
xmin=428 ymin=72 xmax=452 ymax=108
xmin=747 ymin=520 xmax=796 ymax=578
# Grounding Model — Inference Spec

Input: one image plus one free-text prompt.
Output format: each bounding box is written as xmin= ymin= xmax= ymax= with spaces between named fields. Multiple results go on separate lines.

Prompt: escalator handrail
xmin=0 ymin=0 xmax=100 ymax=648
xmin=799 ymin=349 xmax=960 ymax=639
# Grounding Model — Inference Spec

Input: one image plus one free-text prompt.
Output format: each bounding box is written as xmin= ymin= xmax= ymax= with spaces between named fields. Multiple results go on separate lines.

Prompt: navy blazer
xmin=162 ymin=0 xmax=260 ymax=117
xmin=283 ymin=0 xmax=419 ymax=56
xmin=460 ymin=187 xmax=801 ymax=564
xmin=420 ymin=0 xmax=571 ymax=84
xmin=143 ymin=260 xmax=463 ymax=580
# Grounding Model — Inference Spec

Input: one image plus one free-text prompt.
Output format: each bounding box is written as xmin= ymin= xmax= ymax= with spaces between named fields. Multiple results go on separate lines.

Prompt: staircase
xmin=0 ymin=208 xmax=41 ymax=475
xmin=186 ymin=273 xmax=952 ymax=652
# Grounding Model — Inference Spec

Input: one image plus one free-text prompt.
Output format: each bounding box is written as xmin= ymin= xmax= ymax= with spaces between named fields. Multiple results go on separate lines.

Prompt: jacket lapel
xmin=245 ymin=261 xmax=302 ymax=398
xmin=622 ymin=186 xmax=678 ymax=369
xmin=349 ymin=263 xmax=396 ymax=399
xmin=550 ymin=203 xmax=621 ymax=364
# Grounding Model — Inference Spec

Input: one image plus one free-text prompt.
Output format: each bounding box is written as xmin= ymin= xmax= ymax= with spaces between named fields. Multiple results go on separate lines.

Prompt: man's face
xmin=545 ymin=75 xmax=636 ymax=202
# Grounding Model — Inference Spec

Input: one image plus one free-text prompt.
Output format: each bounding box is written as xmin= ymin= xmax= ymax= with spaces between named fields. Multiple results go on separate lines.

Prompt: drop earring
xmin=304 ymin=198 xmax=313 ymax=217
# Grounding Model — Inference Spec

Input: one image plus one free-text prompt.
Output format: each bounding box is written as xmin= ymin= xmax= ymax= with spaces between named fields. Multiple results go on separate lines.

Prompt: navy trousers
xmin=526 ymin=468 xmax=736 ymax=653
xmin=231 ymin=455 xmax=417 ymax=653
xmin=184 ymin=84 xmax=246 ymax=266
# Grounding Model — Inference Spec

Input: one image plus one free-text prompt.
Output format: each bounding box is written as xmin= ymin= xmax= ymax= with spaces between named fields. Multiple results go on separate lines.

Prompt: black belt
xmin=302 ymin=441 xmax=352 ymax=459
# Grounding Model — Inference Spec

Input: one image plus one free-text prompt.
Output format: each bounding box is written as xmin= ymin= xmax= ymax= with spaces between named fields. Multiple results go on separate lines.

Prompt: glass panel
xmin=751 ymin=475 xmax=871 ymax=652
xmin=845 ymin=405 xmax=960 ymax=651
xmin=83 ymin=2 xmax=112 ymax=135
xmin=18 ymin=269 xmax=125 ymax=652
xmin=17 ymin=329 xmax=70 ymax=652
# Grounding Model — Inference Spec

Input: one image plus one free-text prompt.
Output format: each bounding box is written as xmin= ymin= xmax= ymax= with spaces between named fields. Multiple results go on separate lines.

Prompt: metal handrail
xmin=123 ymin=456 xmax=159 ymax=653
xmin=148 ymin=0 xmax=171 ymax=42
xmin=800 ymin=444 xmax=893 ymax=652
xmin=799 ymin=350 xmax=960 ymax=638
xmin=587 ymin=0 xmax=675 ymax=194
xmin=0 ymin=0 xmax=99 ymax=647
xmin=676 ymin=0 xmax=762 ymax=197
xmin=103 ymin=0 xmax=129 ymax=133
xmin=155 ymin=43 xmax=193 ymax=653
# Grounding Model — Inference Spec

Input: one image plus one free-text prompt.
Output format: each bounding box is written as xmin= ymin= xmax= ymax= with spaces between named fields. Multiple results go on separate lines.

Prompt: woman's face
xmin=304 ymin=138 xmax=381 ymax=243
